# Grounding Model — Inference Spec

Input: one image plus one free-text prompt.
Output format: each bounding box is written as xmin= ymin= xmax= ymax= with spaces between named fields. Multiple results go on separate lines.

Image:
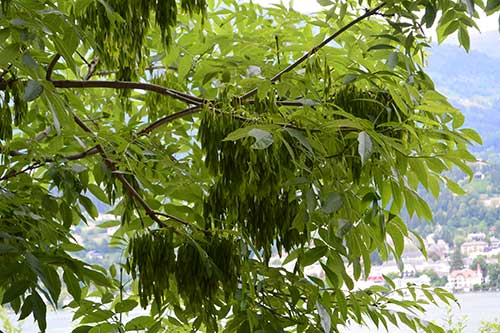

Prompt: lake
xmin=6 ymin=292 xmax=500 ymax=332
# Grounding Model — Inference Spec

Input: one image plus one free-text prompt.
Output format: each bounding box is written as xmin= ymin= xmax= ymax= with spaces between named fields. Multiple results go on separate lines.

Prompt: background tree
xmin=450 ymin=246 xmax=465 ymax=271
xmin=471 ymin=255 xmax=488 ymax=277
xmin=1 ymin=0 xmax=499 ymax=332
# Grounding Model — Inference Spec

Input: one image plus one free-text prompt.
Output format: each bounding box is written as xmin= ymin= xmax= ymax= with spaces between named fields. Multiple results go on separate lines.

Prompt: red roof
xmin=367 ymin=275 xmax=384 ymax=282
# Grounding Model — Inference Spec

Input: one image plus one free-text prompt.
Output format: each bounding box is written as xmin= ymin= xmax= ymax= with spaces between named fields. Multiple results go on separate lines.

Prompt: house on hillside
xmin=461 ymin=240 xmax=488 ymax=256
xmin=447 ymin=265 xmax=483 ymax=292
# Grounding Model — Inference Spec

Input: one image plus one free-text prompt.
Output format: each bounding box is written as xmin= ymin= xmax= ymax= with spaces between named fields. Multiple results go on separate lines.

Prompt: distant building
xmin=447 ymin=265 xmax=482 ymax=292
xmin=490 ymin=236 xmax=500 ymax=248
xmin=355 ymin=275 xmax=386 ymax=290
xmin=473 ymin=171 xmax=485 ymax=180
xmin=467 ymin=232 xmax=486 ymax=241
xmin=461 ymin=240 xmax=488 ymax=256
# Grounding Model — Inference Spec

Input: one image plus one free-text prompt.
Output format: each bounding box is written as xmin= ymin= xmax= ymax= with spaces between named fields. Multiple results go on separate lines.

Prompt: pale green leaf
xmin=357 ymin=131 xmax=373 ymax=165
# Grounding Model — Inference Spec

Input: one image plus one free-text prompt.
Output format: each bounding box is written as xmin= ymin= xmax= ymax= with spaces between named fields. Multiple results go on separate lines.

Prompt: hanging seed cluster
xmin=75 ymin=0 xmax=206 ymax=80
xmin=331 ymin=85 xmax=404 ymax=137
xmin=327 ymin=85 xmax=406 ymax=180
xmin=144 ymin=74 xmax=179 ymax=121
xmin=199 ymin=104 xmax=307 ymax=261
xmin=0 ymin=82 xmax=27 ymax=140
xmin=127 ymin=230 xmax=241 ymax=322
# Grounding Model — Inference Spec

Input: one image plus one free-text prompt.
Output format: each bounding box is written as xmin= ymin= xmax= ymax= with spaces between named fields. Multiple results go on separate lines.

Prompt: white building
xmin=447 ymin=265 xmax=483 ymax=292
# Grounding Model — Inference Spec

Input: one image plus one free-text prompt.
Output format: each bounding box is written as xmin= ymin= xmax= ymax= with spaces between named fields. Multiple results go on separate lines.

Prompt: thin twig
xmin=138 ymin=105 xmax=202 ymax=136
xmin=95 ymin=65 xmax=178 ymax=77
xmin=46 ymin=54 xmax=61 ymax=81
xmin=0 ymin=162 xmax=43 ymax=181
xmin=76 ymin=51 xmax=90 ymax=66
xmin=85 ymin=56 xmax=99 ymax=80
xmin=65 ymin=146 xmax=101 ymax=160
xmin=240 ymin=2 xmax=386 ymax=100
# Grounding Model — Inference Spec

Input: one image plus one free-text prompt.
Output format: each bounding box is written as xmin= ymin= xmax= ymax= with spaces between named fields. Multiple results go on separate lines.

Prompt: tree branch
xmin=46 ymin=54 xmax=61 ymax=81
xmin=95 ymin=65 xmax=178 ymax=77
xmin=43 ymin=53 xmax=205 ymax=105
xmin=240 ymin=2 xmax=386 ymax=100
xmin=50 ymin=80 xmax=206 ymax=105
xmin=85 ymin=56 xmax=99 ymax=80
xmin=0 ymin=162 xmax=43 ymax=181
xmin=73 ymin=114 xmax=195 ymax=230
xmin=138 ymin=105 xmax=202 ymax=136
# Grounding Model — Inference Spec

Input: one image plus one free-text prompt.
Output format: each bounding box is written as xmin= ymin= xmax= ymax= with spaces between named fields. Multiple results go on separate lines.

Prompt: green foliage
xmin=471 ymin=255 xmax=488 ymax=277
xmin=0 ymin=0 xmax=498 ymax=332
xmin=420 ymin=269 xmax=448 ymax=287
xmin=0 ymin=306 xmax=21 ymax=333
xmin=450 ymin=246 xmax=465 ymax=271
xmin=480 ymin=318 xmax=500 ymax=333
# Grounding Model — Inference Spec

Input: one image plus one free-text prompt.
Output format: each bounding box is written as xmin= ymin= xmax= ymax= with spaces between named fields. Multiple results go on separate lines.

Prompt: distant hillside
xmin=426 ymin=33 xmax=500 ymax=157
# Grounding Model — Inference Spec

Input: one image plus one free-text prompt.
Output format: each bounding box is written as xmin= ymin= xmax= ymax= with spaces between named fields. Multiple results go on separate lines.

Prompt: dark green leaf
xmin=23 ymin=81 xmax=43 ymax=102
xmin=322 ymin=193 xmax=343 ymax=214
xmin=32 ymin=291 xmax=47 ymax=332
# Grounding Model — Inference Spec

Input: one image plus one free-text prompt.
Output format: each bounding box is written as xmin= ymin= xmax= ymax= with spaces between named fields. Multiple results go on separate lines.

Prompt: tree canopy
xmin=0 ymin=0 xmax=499 ymax=332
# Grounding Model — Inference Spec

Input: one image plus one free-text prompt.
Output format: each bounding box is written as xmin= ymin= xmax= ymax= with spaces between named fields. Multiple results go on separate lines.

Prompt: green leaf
xmin=249 ymin=128 xmax=274 ymax=149
xmin=445 ymin=177 xmax=467 ymax=195
xmin=19 ymin=295 xmax=33 ymax=321
xmin=423 ymin=4 xmax=437 ymax=28
xmin=223 ymin=126 xmax=275 ymax=149
xmin=387 ymin=223 xmax=404 ymax=258
xmin=460 ymin=128 xmax=482 ymax=144
xmin=87 ymin=184 xmax=110 ymax=204
xmin=316 ymin=301 xmax=331 ymax=333
xmin=32 ymin=291 xmax=47 ymax=332
xmin=72 ymin=326 xmax=92 ymax=333
xmin=2 ymin=280 xmax=30 ymax=304
xmin=357 ymin=131 xmax=373 ymax=165
xmin=388 ymin=51 xmax=398 ymax=69
xmin=125 ymin=316 xmax=156 ymax=331
xmin=0 ymin=43 xmax=20 ymax=67
xmin=285 ymin=128 xmax=313 ymax=153
xmin=458 ymin=27 xmax=470 ymax=51
xmin=115 ymin=299 xmax=138 ymax=313
xmin=43 ymin=265 xmax=62 ymax=305
xmin=61 ymin=243 xmax=85 ymax=252
xmin=63 ymin=270 xmax=82 ymax=302
xmin=89 ymin=323 xmax=118 ymax=333
xmin=23 ymin=81 xmax=43 ymax=102
xmin=79 ymin=195 xmax=99 ymax=218
xmin=317 ymin=0 xmax=333 ymax=6
xmin=74 ymin=0 xmax=95 ymax=15
xmin=367 ymin=44 xmax=394 ymax=51
xmin=302 ymin=246 xmax=328 ymax=267
xmin=485 ymin=0 xmax=500 ymax=14
xmin=322 ymin=193 xmax=343 ymax=214
xmin=343 ymin=74 xmax=358 ymax=84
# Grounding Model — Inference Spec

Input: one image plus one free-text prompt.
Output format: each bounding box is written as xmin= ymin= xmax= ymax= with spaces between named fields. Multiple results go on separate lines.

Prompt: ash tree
xmin=0 ymin=0 xmax=498 ymax=332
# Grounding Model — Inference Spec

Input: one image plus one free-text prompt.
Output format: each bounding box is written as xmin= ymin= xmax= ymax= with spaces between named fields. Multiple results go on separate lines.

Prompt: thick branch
xmin=241 ymin=2 xmax=386 ymax=100
xmin=51 ymin=80 xmax=205 ymax=105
